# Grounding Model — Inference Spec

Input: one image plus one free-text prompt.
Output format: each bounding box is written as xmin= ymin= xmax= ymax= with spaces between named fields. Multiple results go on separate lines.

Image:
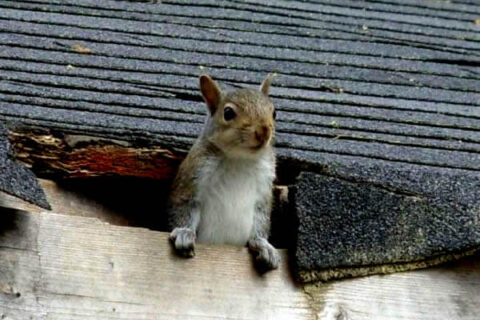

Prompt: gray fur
xmin=248 ymin=237 xmax=280 ymax=269
xmin=167 ymin=74 xmax=279 ymax=271
xmin=169 ymin=227 xmax=196 ymax=257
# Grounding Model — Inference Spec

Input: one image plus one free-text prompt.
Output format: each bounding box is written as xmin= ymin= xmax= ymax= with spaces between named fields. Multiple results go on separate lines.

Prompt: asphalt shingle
xmin=0 ymin=0 xmax=479 ymax=281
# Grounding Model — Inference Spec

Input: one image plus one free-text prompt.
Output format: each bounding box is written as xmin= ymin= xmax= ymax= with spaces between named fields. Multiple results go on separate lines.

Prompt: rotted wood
xmin=10 ymin=131 xmax=183 ymax=179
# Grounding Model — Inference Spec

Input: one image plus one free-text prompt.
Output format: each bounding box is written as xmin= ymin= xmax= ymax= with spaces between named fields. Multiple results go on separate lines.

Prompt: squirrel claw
xmin=248 ymin=238 xmax=280 ymax=270
xmin=170 ymin=227 xmax=196 ymax=258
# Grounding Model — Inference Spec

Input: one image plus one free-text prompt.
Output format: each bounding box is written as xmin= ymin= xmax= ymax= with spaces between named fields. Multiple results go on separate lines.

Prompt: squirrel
xmin=167 ymin=73 xmax=280 ymax=270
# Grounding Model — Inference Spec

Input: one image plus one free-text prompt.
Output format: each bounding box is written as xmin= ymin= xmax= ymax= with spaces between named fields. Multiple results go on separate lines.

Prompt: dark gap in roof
xmin=9 ymin=129 xmax=296 ymax=249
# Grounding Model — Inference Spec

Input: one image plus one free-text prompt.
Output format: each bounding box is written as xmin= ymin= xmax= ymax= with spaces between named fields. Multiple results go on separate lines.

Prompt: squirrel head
xmin=199 ymin=74 xmax=277 ymax=158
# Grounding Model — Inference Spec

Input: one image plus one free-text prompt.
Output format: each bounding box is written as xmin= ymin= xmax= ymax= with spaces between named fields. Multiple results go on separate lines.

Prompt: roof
xmin=0 ymin=125 xmax=49 ymax=209
xmin=0 ymin=0 xmax=479 ymax=280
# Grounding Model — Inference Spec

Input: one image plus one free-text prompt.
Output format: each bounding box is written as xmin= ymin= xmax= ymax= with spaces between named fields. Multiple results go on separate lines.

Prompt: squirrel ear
xmin=259 ymin=72 xmax=276 ymax=96
xmin=199 ymin=74 xmax=222 ymax=115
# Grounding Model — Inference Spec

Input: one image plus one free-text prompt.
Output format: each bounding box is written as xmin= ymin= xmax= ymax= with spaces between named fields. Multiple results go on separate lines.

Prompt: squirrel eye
xmin=273 ymin=110 xmax=277 ymax=120
xmin=224 ymin=107 xmax=236 ymax=121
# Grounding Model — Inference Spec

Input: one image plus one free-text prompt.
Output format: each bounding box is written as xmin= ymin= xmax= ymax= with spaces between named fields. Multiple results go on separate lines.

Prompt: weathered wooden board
xmin=0 ymin=178 xmax=130 ymax=225
xmin=0 ymin=179 xmax=290 ymax=247
xmin=305 ymin=254 xmax=480 ymax=320
xmin=1 ymin=0 xmax=480 ymax=289
xmin=0 ymin=210 xmax=312 ymax=319
xmin=0 ymin=208 xmax=479 ymax=319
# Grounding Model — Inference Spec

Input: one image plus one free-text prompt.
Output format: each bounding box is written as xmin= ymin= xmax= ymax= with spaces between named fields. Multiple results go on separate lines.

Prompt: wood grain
xmin=0 ymin=196 xmax=479 ymax=319
xmin=305 ymin=256 xmax=480 ymax=319
xmin=0 ymin=178 xmax=130 ymax=226
xmin=0 ymin=178 xmax=291 ymax=244
xmin=0 ymin=210 xmax=313 ymax=319
xmin=11 ymin=131 xmax=183 ymax=179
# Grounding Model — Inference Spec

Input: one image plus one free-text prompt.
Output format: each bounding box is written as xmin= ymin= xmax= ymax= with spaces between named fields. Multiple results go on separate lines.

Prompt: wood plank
xmin=0 ymin=209 xmax=479 ymax=319
xmin=1 ymin=0 xmax=480 ymax=293
xmin=0 ymin=176 xmax=479 ymax=319
xmin=0 ymin=210 xmax=313 ymax=319
xmin=0 ymin=179 xmax=130 ymax=225
xmin=305 ymin=254 xmax=480 ymax=319
xmin=0 ymin=178 xmax=291 ymax=248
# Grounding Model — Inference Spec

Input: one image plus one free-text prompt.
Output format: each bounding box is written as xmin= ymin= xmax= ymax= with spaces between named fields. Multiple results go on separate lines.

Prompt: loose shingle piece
xmin=0 ymin=125 xmax=50 ymax=209
xmin=294 ymin=169 xmax=480 ymax=282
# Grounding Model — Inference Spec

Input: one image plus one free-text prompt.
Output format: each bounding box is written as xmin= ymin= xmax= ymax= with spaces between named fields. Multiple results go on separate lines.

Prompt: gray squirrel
xmin=167 ymin=74 xmax=280 ymax=270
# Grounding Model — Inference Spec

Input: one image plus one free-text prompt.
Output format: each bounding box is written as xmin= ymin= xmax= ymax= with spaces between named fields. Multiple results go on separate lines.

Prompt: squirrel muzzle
xmin=253 ymin=125 xmax=272 ymax=149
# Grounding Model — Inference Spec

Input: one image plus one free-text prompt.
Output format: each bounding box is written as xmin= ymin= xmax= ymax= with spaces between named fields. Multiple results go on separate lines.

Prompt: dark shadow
xmin=251 ymin=255 xmax=273 ymax=276
xmin=0 ymin=207 xmax=37 ymax=253
xmin=270 ymin=185 xmax=297 ymax=250
xmin=0 ymin=207 xmax=19 ymax=237
xmin=53 ymin=176 xmax=293 ymax=249
xmin=56 ymin=176 xmax=174 ymax=232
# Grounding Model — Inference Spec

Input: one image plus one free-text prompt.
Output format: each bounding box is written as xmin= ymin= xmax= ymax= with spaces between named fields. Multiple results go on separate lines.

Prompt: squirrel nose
xmin=255 ymin=126 xmax=271 ymax=144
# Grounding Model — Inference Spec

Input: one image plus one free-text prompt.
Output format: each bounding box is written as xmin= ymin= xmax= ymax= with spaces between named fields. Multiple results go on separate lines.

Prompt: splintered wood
xmin=10 ymin=132 xmax=183 ymax=179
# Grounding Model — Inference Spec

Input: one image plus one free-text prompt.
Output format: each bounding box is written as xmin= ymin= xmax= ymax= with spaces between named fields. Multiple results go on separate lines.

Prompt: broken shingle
xmin=294 ymin=170 xmax=480 ymax=282
xmin=0 ymin=125 xmax=50 ymax=209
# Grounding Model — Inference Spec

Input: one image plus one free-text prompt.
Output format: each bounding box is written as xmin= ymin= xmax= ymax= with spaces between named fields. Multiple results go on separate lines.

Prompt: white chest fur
xmin=195 ymin=156 xmax=274 ymax=246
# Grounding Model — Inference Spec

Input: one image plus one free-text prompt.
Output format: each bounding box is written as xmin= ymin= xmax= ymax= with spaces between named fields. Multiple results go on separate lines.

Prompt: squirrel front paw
xmin=248 ymin=237 xmax=280 ymax=270
xmin=169 ymin=227 xmax=196 ymax=258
